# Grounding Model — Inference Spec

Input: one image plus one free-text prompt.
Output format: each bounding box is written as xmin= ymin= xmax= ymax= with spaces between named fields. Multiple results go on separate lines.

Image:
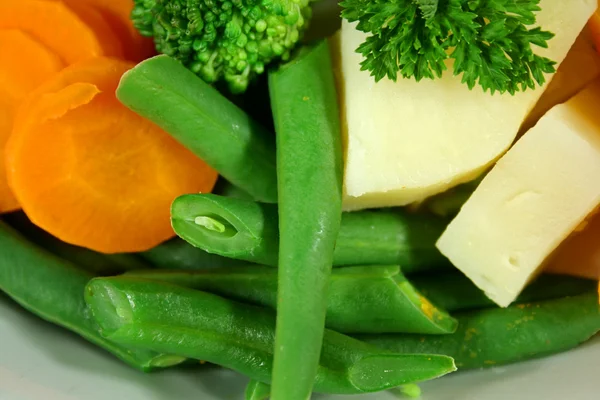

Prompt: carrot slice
xmin=64 ymin=0 xmax=155 ymax=61
xmin=0 ymin=30 xmax=64 ymax=98
xmin=0 ymin=30 xmax=64 ymax=213
xmin=49 ymin=0 xmax=124 ymax=59
xmin=0 ymin=0 xmax=122 ymax=64
xmin=6 ymin=58 xmax=218 ymax=253
xmin=589 ymin=11 xmax=600 ymax=54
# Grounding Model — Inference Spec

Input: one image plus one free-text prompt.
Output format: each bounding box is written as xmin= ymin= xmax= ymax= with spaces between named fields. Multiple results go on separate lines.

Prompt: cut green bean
xmin=171 ymin=195 xmax=279 ymax=267
xmin=171 ymin=193 xmax=451 ymax=273
xmin=139 ymin=238 xmax=249 ymax=270
xmin=359 ymin=291 xmax=600 ymax=370
xmin=0 ymin=222 xmax=183 ymax=371
xmin=85 ymin=277 xmax=457 ymax=394
xmin=269 ymin=41 xmax=344 ymax=400
xmin=4 ymin=212 xmax=147 ymax=275
xmin=116 ymin=55 xmax=277 ymax=203
xmin=245 ymin=380 xmax=271 ymax=400
xmin=412 ymin=271 xmax=598 ymax=312
xmin=125 ymin=265 xmax=457 ymax=334
xmin=423 ymin=175 xmax=484 ymax=218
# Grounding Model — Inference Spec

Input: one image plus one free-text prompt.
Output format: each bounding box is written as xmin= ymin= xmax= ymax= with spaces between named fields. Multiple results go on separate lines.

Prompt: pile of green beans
xmin=171 ymin=193 xmax=451 ymax=274
xmin=84 ymin=276 xmax=457 ymax=394
xmin=359 ymin=291 xmax=600 ymax=369
xmin=4 ymin=212 xmax=148 ymax=276
xmin=140 ymin=237 xmax=249 ymax=271
xmin=125 ymin=267 xmax=597 ymax=336
xmin=412 ymin=271 xmax=598 ymax=312
xmin=0 ymin=222 xmax=184 ymax=371
xmin=125 ymin=265 xmax=458 ymax=334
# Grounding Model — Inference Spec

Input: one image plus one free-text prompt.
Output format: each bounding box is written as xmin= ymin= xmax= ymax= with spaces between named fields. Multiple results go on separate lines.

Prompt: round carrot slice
xmin=589 ymin=11 xmax=600 ymax=54
xmin=6 ymin=58 xmax=219 ymax=253
xmin=0 ymin=0 xmax=122 ymax=64
xmin=50 ymin=0 xmax=125 ymax=59
xmin=0 ymin=30 xmax=64 ymax=213
xmin=64 ymin=0 xmax=155 ymax=61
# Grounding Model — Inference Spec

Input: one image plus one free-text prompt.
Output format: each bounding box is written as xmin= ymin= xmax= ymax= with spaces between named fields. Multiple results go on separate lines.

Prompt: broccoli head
xmin=132 ymin=0 xmax=312 ymax=93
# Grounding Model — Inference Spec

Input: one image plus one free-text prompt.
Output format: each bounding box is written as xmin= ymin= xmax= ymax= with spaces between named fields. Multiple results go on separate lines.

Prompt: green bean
xmin=139 ymin=238 xmax=247 ymax=270
xmin=334 ymin=209 xmax=450 ymax=273
xmin=245 ymin=380 xmax=270 ymax=400
xmin=4 ymin=212 xmax=147 ymax=275
xmin=412 ymin=271 xmax=598 ymax=312
xmin=423 ymin=176 xmax=483 ymax=218
xmin=116 ymin=55 xmax=278 ymax=203
xmin=125 ymin=265 xmax=457 ymax=334
xmin=171 ymin=194 xmax=279 ymax=267
xmin=268 ymin=41 xmax=344 ymax=400
xmin=212 ymin=177 xmax=253 ymax=201
xmin=0 ymin=222 xmax=184 ymax=371
xmin=85 ymin=277 xmax=457 ymax=394
xmin=171 ymin=193 xmax=451 ymax=273
xmin=359 ymin=291 xmax=600 ymax=370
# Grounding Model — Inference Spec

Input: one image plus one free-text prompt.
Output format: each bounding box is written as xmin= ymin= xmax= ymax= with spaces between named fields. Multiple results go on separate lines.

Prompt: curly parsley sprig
xmin=339 ymin=0 xmax=557 ymax=94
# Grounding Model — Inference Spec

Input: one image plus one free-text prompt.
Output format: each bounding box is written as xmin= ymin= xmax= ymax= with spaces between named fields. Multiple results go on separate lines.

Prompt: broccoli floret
xmin=132 ymin=0 xmax=312 ymax=93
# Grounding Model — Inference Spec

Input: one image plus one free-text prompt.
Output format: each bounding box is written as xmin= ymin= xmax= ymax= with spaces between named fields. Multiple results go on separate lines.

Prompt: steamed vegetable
xmin=423 ymin=177 xmax=482 ymax=218
xmin=589 ymin=9 xmax=600 ymax=54
xmin=4 ymin=212 xmax=148 ymax=275
xmin=0 ymin=0 xmax=123 ymax=62
xmin=0 ymin=221 xmax=183 ymax=371
xmin=0 ymin=0 xmax=133 ymax=214
xmin=5 ymin=57 xmax=218 ymax=253
xmin=117 ymin=55 xmax=278 ymax=203
xmin=437 ymin=79 xmax=600 ymax=307
xmin=171 ymin=193 xmax=450 ymax=272
xmin=125 ymin=265 xmax=458 ymax=334
xmin=140 ymin=238 xmax=246 ymax=271
xmin=0 ymin=29 xmax=64 ymax=213
xmin=546 ymin=211 xmax=600 ymax=279
xmin=85 ymin=276 xmax=457 ymax=394
xmin=360 ymin=291 xmax=600 ymax=369
xmin=131 ymin=0 xmax=312 ymax=93
xmin=412 ymin=272 xmax=598 ymax=312
xmin=212 ymin=178 xmax=253 ymax=200
xmin=340 ymin=0 xmax=556 ymax=94
xmin=337 ymin=1 xmax=595 ymax=211
xmin=59 ymin=0 xmax=155 ymax=61
xmin=268 ymin=41 xmax=343 ymax=400
xmin=245 ymin=380 xmax=270 ymax=400
xmin=522 ymin=23 xmax=600 ymax=132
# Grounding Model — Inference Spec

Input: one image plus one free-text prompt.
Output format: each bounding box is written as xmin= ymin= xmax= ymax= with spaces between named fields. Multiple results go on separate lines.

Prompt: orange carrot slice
xmin=0 ymin=0 xmax=122 ymax=64
xmin=546 ymin=210 xmax=600 ymax=280
xmin=50 ymin=0 xmax=125 ymax=59
xmin=64 ymin=0 xmax=155 ymax=61
xmin=589 ymin=11 xmax=600 ymax=54
xmin=0 ymin=30 xmax=64 ymax=213
xmin=6 ymin=58 xmax=218 ymax=253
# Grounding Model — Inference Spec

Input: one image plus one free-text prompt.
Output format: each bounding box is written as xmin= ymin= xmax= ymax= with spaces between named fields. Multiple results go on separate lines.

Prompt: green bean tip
xmin=348 ymin=354 xmax=456 ymax=393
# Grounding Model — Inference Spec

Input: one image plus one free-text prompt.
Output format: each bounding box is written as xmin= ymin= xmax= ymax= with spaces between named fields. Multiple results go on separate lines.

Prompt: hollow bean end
xmin=85 ymin=278 xmax=134 ymax=336
xmin=348 ymin=354 xmax=456 ymax=393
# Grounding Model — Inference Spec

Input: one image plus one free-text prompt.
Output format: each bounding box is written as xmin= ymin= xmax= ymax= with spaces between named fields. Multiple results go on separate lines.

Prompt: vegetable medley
xmin=0 ymin=0 xmax=600 ymax=399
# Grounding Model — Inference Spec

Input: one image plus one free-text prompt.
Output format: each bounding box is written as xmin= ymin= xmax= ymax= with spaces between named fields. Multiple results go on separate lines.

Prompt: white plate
xmin=1 ymin=293 xmax=598 ymax=400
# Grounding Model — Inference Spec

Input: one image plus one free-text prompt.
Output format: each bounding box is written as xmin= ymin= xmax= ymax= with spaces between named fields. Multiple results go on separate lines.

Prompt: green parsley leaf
xmin=339 ymin=0 xmax=556 ymax=94
xmin=417 ymin=0 xmax=439 ymax=21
